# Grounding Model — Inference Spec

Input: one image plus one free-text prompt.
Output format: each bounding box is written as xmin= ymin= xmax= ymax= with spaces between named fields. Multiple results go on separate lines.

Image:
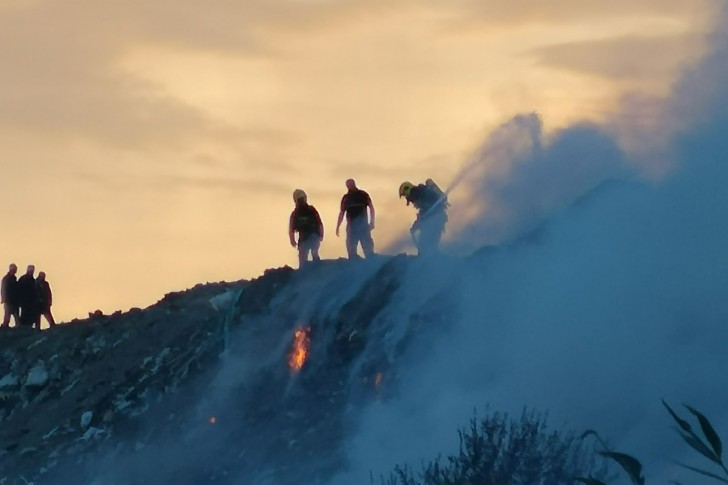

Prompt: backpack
xmin=413 ymin=184 xmax=442 ymax=212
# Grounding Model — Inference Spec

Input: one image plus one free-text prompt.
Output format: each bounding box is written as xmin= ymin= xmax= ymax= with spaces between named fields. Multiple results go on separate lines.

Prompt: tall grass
xmin=576 ymin=400 xmax=727 ymax=484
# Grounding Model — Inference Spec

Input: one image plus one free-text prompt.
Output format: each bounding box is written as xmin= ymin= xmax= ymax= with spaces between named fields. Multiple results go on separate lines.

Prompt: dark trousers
xmin=346 ymin=217 xmax=374 ymax=259
xmin=19 ymin=305 xmax=40 ymax=328
xmin=2 ymin=303 xmax=19 ymax=327
xmin=36 ymin=307 xmax=56 ymax=329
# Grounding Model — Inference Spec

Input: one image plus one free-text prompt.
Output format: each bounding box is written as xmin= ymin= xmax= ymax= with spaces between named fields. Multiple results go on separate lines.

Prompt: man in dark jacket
xmin=289 ymin=189 xmax=324 ymax=268
xmin=1 ymin=263 xmax=19 ymax=327
xmin=35 ymin=271 xmax=56 ymax=329
xmin=399 ymin=180 xmax=448 ymax=255
xmin=336 ymin=179 xmax=376 ymax=259
xmin=17 ymin=264 xmax=38 ymax=328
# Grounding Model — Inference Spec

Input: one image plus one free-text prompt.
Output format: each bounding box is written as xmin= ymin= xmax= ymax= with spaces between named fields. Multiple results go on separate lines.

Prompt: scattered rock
xmin=0 ymin=374 xmax=19 ymax=390
xmin=42 ymin=427 xmax=59 ymax=440
xmin=25 ymin=364 xmax=49 ymax=388
xmin=80 ymin=427 xmax=104 ymax=441
xmin=80 ymin=411 xmax=93 ymax=430
xmin=19 ymin=446 xmax=37 ymax=456
xmin=209 ymin=290 xmax=239 ymax=311
xmin=0 ymin=278 xmax=269 ymax=482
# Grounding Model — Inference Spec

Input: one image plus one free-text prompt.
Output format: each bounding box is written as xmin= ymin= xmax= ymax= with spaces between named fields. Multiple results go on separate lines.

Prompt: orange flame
xmin=288 ymin=326 xmax=311 ymax=372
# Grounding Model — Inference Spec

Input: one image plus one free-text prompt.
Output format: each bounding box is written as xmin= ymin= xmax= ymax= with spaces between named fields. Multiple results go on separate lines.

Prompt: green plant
xmin=576 ymin=400 xmax=727 ymax=484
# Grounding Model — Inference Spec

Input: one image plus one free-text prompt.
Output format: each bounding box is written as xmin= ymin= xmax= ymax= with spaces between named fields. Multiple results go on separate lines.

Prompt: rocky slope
xmin=0 ymin=255 xmax=455 ymax=484
xmin=0 ymin=277 xmax=249 ymax=484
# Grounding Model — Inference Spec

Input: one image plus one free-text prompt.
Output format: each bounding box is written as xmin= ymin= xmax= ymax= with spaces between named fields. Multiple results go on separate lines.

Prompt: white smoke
xmin=336 ymin=6 xmax=728 ymax=484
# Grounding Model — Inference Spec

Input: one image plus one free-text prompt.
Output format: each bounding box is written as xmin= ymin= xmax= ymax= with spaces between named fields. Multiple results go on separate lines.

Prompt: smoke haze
xmin=336 ymin=6 xmax=728 ymax=484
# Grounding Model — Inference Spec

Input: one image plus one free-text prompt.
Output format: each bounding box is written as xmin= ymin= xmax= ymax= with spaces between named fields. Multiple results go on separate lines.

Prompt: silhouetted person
xmin=336 ymin=179 xmax=375 ymax=259
xmin=399 ymin=180 xmax=448 ymax=255
xmin=17 ymin=265 xmax=38 ymax=328
xmin=289 ymin=189 xmax=324 ymax=268
xmin=1 ymin=263 xmax=20 ymax=328
xmin=35 ymin=271 xmax=56 ymax=329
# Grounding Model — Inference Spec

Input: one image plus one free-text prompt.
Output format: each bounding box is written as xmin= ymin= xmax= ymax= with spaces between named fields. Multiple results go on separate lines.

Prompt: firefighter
xmin=289 ymin=189 xmax=324 ymax=268
xmin=399 ymin=180 xmax=448 ymax=255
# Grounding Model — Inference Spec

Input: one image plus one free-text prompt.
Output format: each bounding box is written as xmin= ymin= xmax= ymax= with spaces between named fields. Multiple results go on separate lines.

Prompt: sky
xmin=0 ymin=0 xmax=716 ymax=322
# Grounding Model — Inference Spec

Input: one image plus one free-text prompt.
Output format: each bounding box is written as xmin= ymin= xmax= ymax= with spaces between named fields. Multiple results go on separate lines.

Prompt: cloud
xmin=326 ymin=152 xmax=453 ymax=182
xmin=73 ymin=170 xmax=294 ymax=196
xmin=154 ymin=174 xmax=294 ymax=194
xmin=0 ymin=0 xmax=429 ymax=157
xmin=0 ymin=5 xmax=220 ymax=147
xmin=0 ymin=1 xmax=322 ymax=149
xmin=0 ymin=0 xmax=711 ymax=153
xmin=530 ymin=34 xmax=705 ymax=82
xmin=447 ymin=0 xmax=715 ymax=28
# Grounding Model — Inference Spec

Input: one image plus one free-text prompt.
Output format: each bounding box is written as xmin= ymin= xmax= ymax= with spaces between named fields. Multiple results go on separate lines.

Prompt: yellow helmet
xmin=292 ymin=189 xmax=307 ymax=202
xmin=399 ymin=182 xmax=414 ymax=198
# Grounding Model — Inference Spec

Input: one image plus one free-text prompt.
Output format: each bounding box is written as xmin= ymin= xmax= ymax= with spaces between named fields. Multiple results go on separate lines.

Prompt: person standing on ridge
xmin=35 ymin=271 xmax=56 ymax=329
xmin=336 ymin=178 xmax=375 ymax=259
xmin=399 ymin=179 xmax=448 ymax=255
xmin=289 ymin=189 xmax=324 ymax=268
xmin=17 ymin=264 xmax=38 ymax=328
xmin=1 ymin=263 xmax=20 ymax=328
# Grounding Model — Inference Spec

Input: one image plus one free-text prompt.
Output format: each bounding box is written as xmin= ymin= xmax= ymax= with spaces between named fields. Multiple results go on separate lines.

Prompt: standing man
xmin=289 ymin=189 xmax=324 ymax=268
xmin=336 ymin=179 xmax=375 ymax=259
xmin=35 ymin=271 xmax=56 ymax=329
xmin=17 ymin=264 xmax=38 ymax=328
xmin=1 ymin=263 xmax=19 ymax=328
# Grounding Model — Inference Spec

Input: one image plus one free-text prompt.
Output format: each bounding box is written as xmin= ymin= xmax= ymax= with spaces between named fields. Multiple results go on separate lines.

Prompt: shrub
xmin=385 ymin=410 xmax=607 ymax=485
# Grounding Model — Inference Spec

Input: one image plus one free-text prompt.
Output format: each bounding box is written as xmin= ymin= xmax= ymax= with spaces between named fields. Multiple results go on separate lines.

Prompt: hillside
xmin=0 ymin=255 xmax=465 ymax=484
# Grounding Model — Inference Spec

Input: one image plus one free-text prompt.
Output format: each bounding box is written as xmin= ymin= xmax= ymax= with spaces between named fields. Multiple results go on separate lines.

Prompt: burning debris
xmin=288 ymin=326 xmax=311 ymax=372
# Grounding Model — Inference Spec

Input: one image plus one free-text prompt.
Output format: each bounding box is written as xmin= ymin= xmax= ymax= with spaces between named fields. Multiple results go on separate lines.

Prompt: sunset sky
xmin=0 ymin=0 xmax=716 ymax=322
